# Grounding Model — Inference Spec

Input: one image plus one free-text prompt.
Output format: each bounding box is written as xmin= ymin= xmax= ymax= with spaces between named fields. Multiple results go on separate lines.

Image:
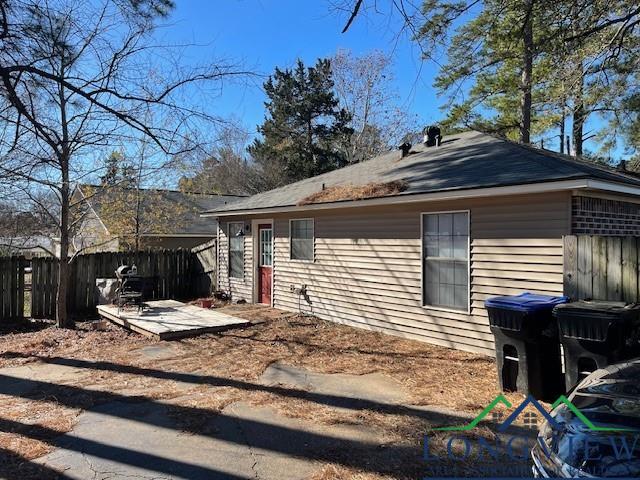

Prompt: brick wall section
xmin=572 ymin=196 xmax=640 ymax=235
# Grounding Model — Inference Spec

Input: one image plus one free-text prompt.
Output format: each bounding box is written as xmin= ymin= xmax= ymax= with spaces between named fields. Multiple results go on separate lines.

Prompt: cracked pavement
xmin=8 ymin=361 xmax=401 ymax=480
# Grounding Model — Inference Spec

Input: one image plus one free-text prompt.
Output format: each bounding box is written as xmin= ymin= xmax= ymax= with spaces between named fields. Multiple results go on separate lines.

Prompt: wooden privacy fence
xmin=70 ymin=249 xmax=198 ymax=315
xmin=564 ymin=235 xmax=640 ymax=302
xmin=0 ymin=257 xmax=26 ymax=321
xmin=31 ymin=257 xmax=58 ymax=319
xmin=1 ymin=248 xmax=215 ymax=323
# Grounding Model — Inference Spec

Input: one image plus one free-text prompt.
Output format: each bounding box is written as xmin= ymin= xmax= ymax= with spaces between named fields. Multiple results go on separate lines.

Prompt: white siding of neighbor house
xmin=217 ymin=221 xmax=253 ymax=301
xmin=217 ymin=191 xmax=570 ymax=356
xmin=73 ymin=206 xmax=120 ymax=253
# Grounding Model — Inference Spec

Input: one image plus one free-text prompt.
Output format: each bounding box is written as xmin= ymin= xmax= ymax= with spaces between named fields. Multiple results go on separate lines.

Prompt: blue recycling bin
xmin=485 ymin=293 xmax=568 ymax=401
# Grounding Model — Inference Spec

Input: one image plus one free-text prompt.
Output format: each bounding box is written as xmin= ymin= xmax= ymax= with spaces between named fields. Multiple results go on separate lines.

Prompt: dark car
xmin=531 ymin=359 xmax=640 ymax=477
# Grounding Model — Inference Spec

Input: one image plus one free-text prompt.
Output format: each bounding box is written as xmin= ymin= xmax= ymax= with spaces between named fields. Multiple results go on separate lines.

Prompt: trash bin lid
xmin=553 ymin=300 xmax=640 ymax=314
xmin=484 ymin=292 xmax=568 ymax=313
xmin=553 ymin=301 xmax=640 ymax=324
xmin=553 ymin=301 xmax=640 ymax=341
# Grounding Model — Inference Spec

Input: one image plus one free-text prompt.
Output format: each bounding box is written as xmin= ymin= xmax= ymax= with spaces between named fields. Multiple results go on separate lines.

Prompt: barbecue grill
xmin=115 ymin=264 xmax=148 ymax=313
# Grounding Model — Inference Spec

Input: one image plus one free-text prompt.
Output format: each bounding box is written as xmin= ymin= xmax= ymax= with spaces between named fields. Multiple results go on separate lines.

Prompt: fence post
xmin=17 ymin=256 xmax=25 ymax=320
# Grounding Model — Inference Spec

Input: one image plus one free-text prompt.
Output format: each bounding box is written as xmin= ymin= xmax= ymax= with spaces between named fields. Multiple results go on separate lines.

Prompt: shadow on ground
xmin=0 ymin=352 xmax=536 ymax=479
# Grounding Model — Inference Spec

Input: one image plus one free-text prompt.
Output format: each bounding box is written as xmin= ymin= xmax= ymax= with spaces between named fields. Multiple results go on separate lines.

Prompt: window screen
xmin=228 ymin=222 xmax=244 ymax=278
xmin=423 ymin=212 xmax=469 ymax=310
xmin=290 ymin=219 xmax=314 ymax=261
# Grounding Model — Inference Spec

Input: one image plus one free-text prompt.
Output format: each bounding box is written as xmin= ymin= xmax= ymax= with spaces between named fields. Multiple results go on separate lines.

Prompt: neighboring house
xmin=202 ymin=130 xmax=640 ymax=356
xmin=73 ymin=185 xmax=243 ymax=252
xmin=0 ymin=236 xmax=58 ymax=258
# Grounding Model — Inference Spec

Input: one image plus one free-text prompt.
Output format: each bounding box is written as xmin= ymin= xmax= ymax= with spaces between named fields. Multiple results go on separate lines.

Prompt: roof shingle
xmin=205 ymin=130 xmax=640 ymax=215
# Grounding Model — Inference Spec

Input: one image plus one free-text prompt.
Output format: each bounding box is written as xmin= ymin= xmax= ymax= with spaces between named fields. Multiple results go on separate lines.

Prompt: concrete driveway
xmin=0 ymin=324 xmax=536 ymax=480
xmin=1 ymin=360 xmax=453 ymax=480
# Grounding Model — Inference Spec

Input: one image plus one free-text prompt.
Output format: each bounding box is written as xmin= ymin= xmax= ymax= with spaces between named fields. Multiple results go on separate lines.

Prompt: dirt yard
xmin=0 ymin=305 xmax=530 ymax=479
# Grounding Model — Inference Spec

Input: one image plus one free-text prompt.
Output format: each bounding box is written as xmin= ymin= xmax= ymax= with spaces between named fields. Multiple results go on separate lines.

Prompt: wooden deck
xmin=97 ymin=300 xmax=250 ymax=340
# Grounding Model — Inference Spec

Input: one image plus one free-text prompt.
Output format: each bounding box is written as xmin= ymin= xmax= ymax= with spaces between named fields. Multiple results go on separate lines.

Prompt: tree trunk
xmin=570 ymin=2 xmax=585 ymax=157
xmin=135 ymin=189 xmax=142 ymax=250
xmin=56 ymin=56 xmax=74 ymax=328
xmin=307 ymin=117 xmax=314 ymax=175
xmin=559 ymin=100 xmax=566 ymax=154
xmin=56 ymin=155 xmax=73 ymax=328
xmin=572 ymin=66 xmax=585 ymax=156
xmin=520 ymin=0 xmax=534 ymax=144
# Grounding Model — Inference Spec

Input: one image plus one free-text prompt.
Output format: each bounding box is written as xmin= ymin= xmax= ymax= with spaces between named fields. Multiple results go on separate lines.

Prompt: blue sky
xmin=163 ymin=0 xmax=441 ymax=135
xmin=157 ymin=1 xmax=626 ymax=161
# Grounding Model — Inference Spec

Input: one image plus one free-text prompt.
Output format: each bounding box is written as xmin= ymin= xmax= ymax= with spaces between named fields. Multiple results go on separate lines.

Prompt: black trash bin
xmin=485 ymin=293 xmax=568 ymax=401
xmin=553 ymin=301 xmax=640 ymax=390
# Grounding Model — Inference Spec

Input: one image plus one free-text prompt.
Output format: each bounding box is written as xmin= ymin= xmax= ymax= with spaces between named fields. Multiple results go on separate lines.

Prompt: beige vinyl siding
xmin=217 ymin=221 xmax=253 ymax=302
xmin=270 ymin=192 xmax=570 ymax=356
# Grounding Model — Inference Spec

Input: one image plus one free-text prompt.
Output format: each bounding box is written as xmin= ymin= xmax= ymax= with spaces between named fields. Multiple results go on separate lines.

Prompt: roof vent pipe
xmin=423 ymin=125 xmax=442 ymax=147
xmin=398 ymin=142 xmax=412 ymax=158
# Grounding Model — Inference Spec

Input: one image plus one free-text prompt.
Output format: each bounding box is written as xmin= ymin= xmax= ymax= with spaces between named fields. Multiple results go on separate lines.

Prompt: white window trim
xmin=228 ymin=221 xmax=245 ymax=279
xmin=289 ymin=218 xmax=315 ymax=262
xmin=420 ymin=210 xmax=471 ymax=314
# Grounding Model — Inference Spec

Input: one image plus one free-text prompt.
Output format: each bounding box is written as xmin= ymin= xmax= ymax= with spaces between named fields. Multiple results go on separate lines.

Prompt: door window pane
xmin=260 ymin=228 xmax=272 ymax=266
xmin=422 ymin=212 xmax=469 ymax=310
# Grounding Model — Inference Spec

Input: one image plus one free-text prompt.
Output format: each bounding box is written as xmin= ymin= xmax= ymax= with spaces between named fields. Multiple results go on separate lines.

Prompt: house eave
xmin=132 ymin=233 xmax=216 ymax=238
xmin=201 ymin=178 xmax=637 ymax=218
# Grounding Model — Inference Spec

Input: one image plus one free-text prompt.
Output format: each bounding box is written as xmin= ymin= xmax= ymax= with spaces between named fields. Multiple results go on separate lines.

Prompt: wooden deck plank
xmin=97 ymin=300 xmax=250 ymax=339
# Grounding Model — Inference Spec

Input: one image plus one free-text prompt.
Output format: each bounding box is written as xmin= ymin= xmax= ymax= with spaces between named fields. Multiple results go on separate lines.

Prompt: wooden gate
xmin=192 ymin=239 xmax=216 ymax=297
xmin=564 ymin=235 xmax=640 ymax=302
xmin=0 ymin=256 xmax=25 ymax=322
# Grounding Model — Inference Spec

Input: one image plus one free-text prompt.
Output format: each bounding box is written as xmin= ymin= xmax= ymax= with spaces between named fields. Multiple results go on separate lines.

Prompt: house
xmin=201 ymin=130 xmax=640 ymax=356
xmin=0 ymin=236 xmax=58 ymax=258
xmin=73 ymin=185 xmax=243 ymax=252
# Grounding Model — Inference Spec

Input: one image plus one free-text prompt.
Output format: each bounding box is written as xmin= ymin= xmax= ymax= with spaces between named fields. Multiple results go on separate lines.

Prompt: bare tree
xmin=0 ymin=0 xmax=247 ymax=327
xmin=178 ymin=121 xmax=261 ymax=195
xmin=331 ymin=49 xmax=418 ymax=162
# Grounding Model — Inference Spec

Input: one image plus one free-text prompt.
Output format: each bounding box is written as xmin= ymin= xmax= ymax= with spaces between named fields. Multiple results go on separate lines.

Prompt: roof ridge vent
xmin=398 ymin=142 xmax=412 ymax=158
xmin=423 ymin=125 xmax=442 ymax=147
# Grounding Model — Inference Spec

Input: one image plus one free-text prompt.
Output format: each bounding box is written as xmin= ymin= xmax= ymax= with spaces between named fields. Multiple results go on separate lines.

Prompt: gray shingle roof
xmin=205 ymin=130 xmax=640 ymax=215
xmin=82 ymin=187 xmax=243 ymax=235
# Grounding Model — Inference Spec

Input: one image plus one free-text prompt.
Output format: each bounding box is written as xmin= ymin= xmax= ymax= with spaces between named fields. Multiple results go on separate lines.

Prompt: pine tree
xmin=100 ymin=151 xmax=121 ymax=186
xmin=100 ymin=151 xmax=137 ymax=187
xmin=417 ymin=0 xmax=639 ymax=156
xmin=418 ymin=0 xmax=555 ymax=143
xmin=249 ymin=59 xmax=353 ymax=184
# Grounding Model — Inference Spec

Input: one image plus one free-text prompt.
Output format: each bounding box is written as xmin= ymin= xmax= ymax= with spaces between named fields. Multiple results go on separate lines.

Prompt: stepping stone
xmin=260 ymin=362 xmax=409 ymax=406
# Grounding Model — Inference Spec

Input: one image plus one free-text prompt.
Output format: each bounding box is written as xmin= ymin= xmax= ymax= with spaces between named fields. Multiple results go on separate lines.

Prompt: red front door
xmin=258 ymin=224 xmax=273 ymax=305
